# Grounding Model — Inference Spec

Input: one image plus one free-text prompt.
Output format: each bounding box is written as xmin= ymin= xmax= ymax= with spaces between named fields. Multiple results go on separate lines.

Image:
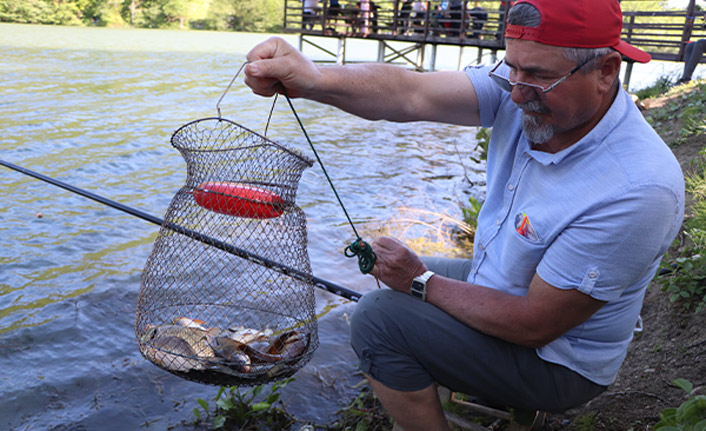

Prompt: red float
xmin=193 ymin=182 xmax=284 ymax=219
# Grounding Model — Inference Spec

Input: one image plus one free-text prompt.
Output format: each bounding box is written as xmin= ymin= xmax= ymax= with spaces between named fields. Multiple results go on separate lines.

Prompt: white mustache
xmin=518 ymin=100 xmax=550 ymax=114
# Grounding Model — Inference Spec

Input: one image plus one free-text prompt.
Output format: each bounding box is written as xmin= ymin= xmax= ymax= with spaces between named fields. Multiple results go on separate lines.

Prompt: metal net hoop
xmin=136 ymin=117 xmax=318 ymax=386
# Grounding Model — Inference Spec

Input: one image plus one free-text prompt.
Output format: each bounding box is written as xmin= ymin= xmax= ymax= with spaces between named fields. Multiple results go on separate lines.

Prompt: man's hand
xmin=244 ymin=37 xmax=321 ymax=99
xmin=369 ymin=237 xmax=427 ymax=293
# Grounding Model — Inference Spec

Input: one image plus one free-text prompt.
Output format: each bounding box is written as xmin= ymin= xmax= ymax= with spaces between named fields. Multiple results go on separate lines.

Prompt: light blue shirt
xmin=464 ymin=64 xmax=684 ymax=385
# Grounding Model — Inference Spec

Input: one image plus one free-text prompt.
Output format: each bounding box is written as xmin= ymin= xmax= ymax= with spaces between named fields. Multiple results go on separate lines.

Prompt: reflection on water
xmin=0 ymin=23 xmax=483 ymax=430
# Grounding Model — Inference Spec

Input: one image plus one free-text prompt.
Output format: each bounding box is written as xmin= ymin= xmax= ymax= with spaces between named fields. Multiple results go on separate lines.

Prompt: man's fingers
xmin=243 ymin=37 xmax=294 ymax=97
xmin=243 ymin=76 xmax=280 ymax=98
xmin=245 ymin=36 xmax=287 ymax=63
xmin=245 ymin=58 xmax=282 ymax=80
xmin=243 ymin=36 xmax=321 ymax=100
xmin=372 ymin=236 xmax=401 ymax=251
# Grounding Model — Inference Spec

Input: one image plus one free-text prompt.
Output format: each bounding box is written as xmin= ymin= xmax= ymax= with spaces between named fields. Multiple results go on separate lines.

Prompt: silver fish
xmin=172 ymin=316 xmax=208 ymax=330
xmin=212 ymin=330 xmax=310 ymax=366
xmin=142 ymin=336 xmax=206 ymax=372
xmin=142 ymin=324 xmax=216 ymax=358
xmin=209 ymin=336 xmax=252 ymax=372
xmin=266 ymin=331 xmax=310 ymax=360
xmin=226 ymin=325 xmax=273 ymax=344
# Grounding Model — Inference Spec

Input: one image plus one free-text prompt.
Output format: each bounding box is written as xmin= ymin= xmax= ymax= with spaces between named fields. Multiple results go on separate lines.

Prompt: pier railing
xmin=284 ymin=0 xmax=706 ymax=63
xmin=285 ymin=0 xmax=508 ymax=49
xmin=621 ymin=0 xmax=705 ymax=62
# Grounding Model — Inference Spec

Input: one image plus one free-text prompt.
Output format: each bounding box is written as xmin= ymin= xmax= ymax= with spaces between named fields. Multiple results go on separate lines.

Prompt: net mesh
xmin=135 ymin=117 xmax=317 ymax=386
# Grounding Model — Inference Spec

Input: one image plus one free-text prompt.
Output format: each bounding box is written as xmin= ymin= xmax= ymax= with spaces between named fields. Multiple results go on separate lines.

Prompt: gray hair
xmin=507 ymin=3 xmax=615 ymax=73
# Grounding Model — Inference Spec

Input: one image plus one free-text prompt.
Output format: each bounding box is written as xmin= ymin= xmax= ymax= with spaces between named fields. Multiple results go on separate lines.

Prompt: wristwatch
xmin=410 ymin=270 xmax=435 ymax=302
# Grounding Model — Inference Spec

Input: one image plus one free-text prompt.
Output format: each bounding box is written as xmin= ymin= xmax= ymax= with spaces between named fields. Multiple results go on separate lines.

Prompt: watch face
xmin=410 ymin=281 xmax=425 ymax=300
xmin=410 ymin=271 xmax=432 ymax=301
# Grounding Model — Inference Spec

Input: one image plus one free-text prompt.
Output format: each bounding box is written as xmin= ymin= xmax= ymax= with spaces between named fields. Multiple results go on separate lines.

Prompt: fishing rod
xmin=0 ymin=159 xmax=363 ymax=302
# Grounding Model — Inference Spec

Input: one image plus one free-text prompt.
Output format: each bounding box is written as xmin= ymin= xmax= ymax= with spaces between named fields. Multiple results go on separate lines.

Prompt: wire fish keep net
xmin=135 ymin=116 xmax=318 ymax=386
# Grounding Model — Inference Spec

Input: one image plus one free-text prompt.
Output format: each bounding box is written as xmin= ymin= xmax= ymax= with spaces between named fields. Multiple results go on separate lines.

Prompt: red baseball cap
xmin=505 ymin=0 xmax=651 ymax=63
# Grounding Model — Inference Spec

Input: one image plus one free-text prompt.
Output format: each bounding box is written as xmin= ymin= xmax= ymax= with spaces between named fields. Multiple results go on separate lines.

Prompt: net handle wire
xmin=0 ymin=158 xmax=362 ymax=302
xmin=216 ymin=61 xmax=249 ymax=119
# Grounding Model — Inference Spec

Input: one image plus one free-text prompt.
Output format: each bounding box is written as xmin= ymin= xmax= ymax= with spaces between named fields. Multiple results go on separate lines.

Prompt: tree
xmin=204 ymin=0 xmax=282 ymax=32
xmin=161 ymin=0 xmax=188 ymax=27
xmin=0 ymin=0 xmax=82 ymax=25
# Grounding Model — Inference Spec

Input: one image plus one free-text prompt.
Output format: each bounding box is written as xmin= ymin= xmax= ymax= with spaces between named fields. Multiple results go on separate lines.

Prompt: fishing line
xmin=0 ymin=158 xmax=362 ymax=302
xmin=279 ymin=92 xmax=377 ymax=275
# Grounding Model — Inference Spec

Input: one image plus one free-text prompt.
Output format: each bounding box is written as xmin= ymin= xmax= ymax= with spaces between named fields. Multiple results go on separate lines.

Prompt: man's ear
xmin=597 ymin=52 xmax=622 ymax=94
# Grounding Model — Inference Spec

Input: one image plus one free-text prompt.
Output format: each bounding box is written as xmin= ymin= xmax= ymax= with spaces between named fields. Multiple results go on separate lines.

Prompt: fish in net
xmin=135 ymin=113 xmax=319 ymax=386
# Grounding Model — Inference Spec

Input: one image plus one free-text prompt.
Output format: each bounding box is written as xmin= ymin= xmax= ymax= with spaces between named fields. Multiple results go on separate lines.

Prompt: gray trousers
xmin=349 ymin=257 xmax=606 ymax=413
xmin=682 ymin=39 xmax=706 ymax=81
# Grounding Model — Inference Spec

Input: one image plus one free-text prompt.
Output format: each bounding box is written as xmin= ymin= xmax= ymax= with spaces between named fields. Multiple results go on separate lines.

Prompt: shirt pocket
xmin=497 ymin=224 xmax=547 ymax=287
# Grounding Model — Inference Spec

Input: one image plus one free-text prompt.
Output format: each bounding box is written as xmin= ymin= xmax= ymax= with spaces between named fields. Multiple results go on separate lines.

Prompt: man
xmin=244 ymin=0 xmax=684 ymax=430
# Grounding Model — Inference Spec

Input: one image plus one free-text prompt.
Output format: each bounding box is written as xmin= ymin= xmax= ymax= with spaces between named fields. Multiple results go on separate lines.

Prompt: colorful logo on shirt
xmin=515 ymin=212 xmax=539 ymax=241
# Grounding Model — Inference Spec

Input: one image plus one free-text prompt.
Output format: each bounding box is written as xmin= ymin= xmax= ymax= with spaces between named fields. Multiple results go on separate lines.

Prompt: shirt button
xmin=495 ymin=219 xmax=501 ymax=225
xmin=588 ymin=271 xmax=597 ymax=279
xmin=507 ymin=184 xmax=514 ymax=191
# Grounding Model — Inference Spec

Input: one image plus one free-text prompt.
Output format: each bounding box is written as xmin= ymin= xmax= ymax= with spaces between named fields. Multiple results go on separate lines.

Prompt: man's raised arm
xmin=244 ymin=37 xmax=481 ymax=126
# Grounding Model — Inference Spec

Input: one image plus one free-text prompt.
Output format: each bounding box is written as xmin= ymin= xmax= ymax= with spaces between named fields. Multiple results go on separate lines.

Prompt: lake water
xmin=0 ymin=22 xmax=692 ymax=430
xmin=0 ymin=23 xmax=484 ymax=430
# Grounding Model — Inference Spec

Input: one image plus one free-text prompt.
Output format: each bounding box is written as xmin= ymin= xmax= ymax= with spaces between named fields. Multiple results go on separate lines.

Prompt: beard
xmin=518 ymin=100 xmax=554 ymax=144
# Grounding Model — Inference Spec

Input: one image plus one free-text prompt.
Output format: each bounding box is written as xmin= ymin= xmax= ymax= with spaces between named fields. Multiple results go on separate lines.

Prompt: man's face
xmin=504 ymin=39 xmax=605 ymax=150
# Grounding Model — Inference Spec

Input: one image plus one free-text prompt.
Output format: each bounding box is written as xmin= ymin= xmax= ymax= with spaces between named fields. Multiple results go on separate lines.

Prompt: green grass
xmin=633 ymin=75 xmax=674 ymax=100
xmin=658 ymin=149 xmax=706 ymax=314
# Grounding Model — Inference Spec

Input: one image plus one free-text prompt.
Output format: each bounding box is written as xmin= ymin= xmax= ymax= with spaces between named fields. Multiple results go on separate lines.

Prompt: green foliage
xmin=572 ymin=412 xmax=598 ymax=431
xmin=620 ymin=1 xmax=672 ymax=13
xmin=0 ymin=0 xmax=83 ymax=25
xmin=470 ymin=127 xmax=490 ymax=164
xmin=633 ymin=75 xmax=673 ymax=100
xmin=327 ymin=385 xmax=394 ymax=431
xmin=193 ymin=377 xmax=296 ymax=430
xmin=654 ymin=379 xmax=706 ymax=431
xmin=679 ymin=110 xmax=706 ymax=146
xmin=658 ymin=150 xmax=706 ymax=313
xmin=94 ymin=0 xmax=126 ymax=26
xmin=460 ymin=127 xmax=488 ymax=231
xmin=194 ymin=0 xmax=282 ymax=32
xmin=0 ymin=0 xmax=283 ymax=31
xmin=658 ymin=253 xmax=706 ymax=313
xmin=461 ymin=195 xmax=482 ymax=230
xmin=674 ymin=85 xmax=706 ymax=146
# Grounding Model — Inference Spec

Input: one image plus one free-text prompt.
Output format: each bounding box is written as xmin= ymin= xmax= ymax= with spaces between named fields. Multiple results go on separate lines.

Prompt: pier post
xmin=430 ymin=44 xmax=438 ymax=72
xmin=623 ymin=62 xmax=634 ymax=92
xmin=417 ymin=44 xmax=425 ymax=70
xmin=337 ymin=37 xmax=346 ymax=65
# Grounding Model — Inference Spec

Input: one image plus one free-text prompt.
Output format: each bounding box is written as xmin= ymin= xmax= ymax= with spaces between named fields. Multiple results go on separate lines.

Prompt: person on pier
xmin=678 ymin=12 xmax=706 ymax=84
xmin=301 ymin=0 xmax=320 ymax=30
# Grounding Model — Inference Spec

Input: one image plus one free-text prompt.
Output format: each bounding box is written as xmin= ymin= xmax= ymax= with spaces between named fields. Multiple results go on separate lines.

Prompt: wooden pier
xmin=283 ymin=0 xmax=705 ymax=88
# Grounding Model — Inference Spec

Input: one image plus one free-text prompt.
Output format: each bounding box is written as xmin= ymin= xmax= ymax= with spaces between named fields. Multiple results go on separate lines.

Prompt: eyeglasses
xmin=488 ymin=58 xmax=590 ymax=95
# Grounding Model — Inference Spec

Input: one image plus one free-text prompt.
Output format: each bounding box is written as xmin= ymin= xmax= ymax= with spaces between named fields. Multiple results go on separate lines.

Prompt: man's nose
xmin=511 ymin=84 xmax=537 ymax=105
